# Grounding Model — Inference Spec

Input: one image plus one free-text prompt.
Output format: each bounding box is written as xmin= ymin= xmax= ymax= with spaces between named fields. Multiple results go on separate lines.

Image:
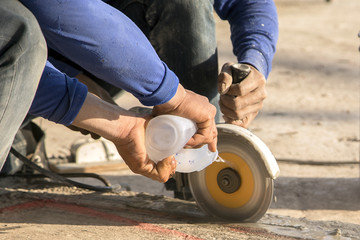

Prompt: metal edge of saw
xmin=188 ymin=123 xmax=280 ymax=222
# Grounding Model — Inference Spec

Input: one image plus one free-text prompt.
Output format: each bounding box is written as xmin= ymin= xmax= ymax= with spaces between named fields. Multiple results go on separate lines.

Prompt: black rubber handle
xmin=231 ymin=63 xmax=251 ymax=84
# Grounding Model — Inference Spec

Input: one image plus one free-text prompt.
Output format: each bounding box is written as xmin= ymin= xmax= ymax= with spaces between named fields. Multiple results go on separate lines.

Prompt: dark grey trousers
xmin=0 ymin=0 xmax=47 ymax=170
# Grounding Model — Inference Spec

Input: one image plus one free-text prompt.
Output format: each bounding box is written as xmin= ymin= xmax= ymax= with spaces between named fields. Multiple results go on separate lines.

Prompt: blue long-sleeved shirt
xmin=21 ymin=0 xmax=278 ymax=125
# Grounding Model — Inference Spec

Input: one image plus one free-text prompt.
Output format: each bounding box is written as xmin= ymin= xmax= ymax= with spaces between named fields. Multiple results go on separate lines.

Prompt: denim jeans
xmin=0 ymin=0 xmax=47 ymax=169
xmin=108 ymin=0 xmax=220 ymax=120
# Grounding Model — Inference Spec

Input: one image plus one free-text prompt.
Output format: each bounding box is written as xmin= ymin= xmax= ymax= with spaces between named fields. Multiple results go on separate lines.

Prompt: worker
xmin=2 ymin=0 xmax=278 ymax=182
xmin=20 ymin=0 xmax=278 ymax=126
xmin=0 ymin=0 xmax=218 ymax=183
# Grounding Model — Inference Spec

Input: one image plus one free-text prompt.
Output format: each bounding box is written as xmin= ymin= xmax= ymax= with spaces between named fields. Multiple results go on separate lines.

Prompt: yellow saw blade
xmin=188 ymin=124 xmax=275 ymax=222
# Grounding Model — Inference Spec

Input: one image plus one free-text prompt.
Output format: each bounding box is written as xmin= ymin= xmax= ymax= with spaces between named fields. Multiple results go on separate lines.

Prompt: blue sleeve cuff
xmin=29 ymin=61 xmax=88 ymax=126
xmin=55 ymin=77 xmax=88 ymax=125
xmin=237 ymin=48 xmax=268 ymax=78
xmin=136 ymin=62 xmax=179 ymax=106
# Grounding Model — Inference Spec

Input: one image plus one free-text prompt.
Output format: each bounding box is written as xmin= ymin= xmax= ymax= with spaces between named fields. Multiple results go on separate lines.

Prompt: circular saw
xmin=187 ymin=124 xmax=279 ymax=222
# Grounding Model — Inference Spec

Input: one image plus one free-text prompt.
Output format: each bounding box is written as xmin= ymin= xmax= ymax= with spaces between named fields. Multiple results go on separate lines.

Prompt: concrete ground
xmin=0 ymin=0 xmax=359 ymax=239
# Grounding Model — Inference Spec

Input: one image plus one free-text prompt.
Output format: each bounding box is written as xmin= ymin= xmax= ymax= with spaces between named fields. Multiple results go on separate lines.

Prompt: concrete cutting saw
xmin=167 ymin=124 xmax=279 ymax=222
xmin=187 ymin=123 xmax=279 ymax=222
xmin=168 ymin=63 xmax=279 ymax=222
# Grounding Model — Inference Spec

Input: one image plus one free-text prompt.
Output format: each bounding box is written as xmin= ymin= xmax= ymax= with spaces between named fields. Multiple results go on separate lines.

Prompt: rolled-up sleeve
xmin=29 ymin=61 xmax=88 ymax=125
xmin=214 ymin=0 xmax=279 ymax=78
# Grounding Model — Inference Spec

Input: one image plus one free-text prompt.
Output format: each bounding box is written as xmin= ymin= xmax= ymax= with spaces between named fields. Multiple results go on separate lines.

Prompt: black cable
xmin=0 ymin=173 xmax=112 ymax=187
xmin=276 ymin=158 xmax=359 ymax=166
xmin=10 ymin=147 xmax=119 ymax=193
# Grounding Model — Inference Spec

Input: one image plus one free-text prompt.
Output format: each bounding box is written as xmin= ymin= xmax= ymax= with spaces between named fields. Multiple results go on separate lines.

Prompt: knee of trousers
xmin=148 ymin=0 xmax=216 ymax=35
xmin=168 ymin=0 xmax=214 ymax=30
xmin=0 ymin=3 xmax=47 ymax=85
xmin=15 ymin=10 xmax=47 ymax=74
xmin=0 ymin=1 xmax=48 ymax=97
xmin=1 ymin=2 xmax=46 ymax=57
xmin=147 ymin=0 xmax=217 ymax=62
xmin=173 ymin=0 xmax=214 ymax=19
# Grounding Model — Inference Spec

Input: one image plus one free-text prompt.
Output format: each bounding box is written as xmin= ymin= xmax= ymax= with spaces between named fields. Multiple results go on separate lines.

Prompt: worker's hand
xmin=152 ymin=84 xmax=218 ymax=152
xmin=72 ymin=93 xmax=176 ymax=183
xmin=113 ymin=115 xmax=177 ymax=183
xmin=218 ymin=63 xmax=267 ymax=128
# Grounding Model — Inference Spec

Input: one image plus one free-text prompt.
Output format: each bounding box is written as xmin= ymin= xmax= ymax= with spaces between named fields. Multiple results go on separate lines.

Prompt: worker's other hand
xmin=152 ymin=84 xmax=218 ymax=152
xmin=113 ymin=115 xmax=177 ymax=183
xmin=218 ymin=63 xmax=267 ymax=128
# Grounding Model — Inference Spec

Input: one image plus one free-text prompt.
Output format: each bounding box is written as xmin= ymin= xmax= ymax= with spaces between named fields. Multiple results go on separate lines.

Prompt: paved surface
xmin=1 ymin=0 xmax=359 ymax=239
xmin=0 ymin=178 xmax=359 ymax=240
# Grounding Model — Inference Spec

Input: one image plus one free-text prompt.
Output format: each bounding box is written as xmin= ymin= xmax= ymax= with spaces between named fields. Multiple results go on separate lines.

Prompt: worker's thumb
xmin=218 ymin=62 xmax=234 ymax=95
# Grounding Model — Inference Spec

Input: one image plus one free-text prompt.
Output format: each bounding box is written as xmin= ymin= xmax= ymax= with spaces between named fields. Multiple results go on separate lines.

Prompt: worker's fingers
xmin=220 ymin=96 xmax=264 ymax=121
xmin=223 ymin=112 xmax=259 ymax=128
xmin=128 ymin=155 xmax=176 ymax=183
xmin=217 ymin=63 xmax=233 ymax=95
xmin=67 ymin=125 xmax=101 ymax=139
xmin=225 ymin=69 xmax=266 ymax=97
xmin=185 ymin=119 xmax=218 ymax=152
xmin=154 ymin=85 xmax=218 ymax=153
xmin=218 ymin=63 xmax=234 ymax=95
xmin=220 ymin=83 xmax=266 ymax=113
xmin=155 ymin=156 xmax=177 ymax=182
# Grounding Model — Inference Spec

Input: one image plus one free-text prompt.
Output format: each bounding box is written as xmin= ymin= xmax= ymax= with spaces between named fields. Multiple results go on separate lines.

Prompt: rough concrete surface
xmin=1 ymin=0 xmax=359 ymax=239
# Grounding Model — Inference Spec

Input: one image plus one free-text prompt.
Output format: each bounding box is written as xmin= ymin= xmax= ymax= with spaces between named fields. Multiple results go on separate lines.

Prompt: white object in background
xmin=71 ymin=138 xmax=122 ymax=164
xmin=145 ymin=115 xmax=217 ymax=173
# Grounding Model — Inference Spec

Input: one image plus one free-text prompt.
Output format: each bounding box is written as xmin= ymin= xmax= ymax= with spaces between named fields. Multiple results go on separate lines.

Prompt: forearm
xmin=214 ymin=0 xmax=279 ymax=78
xmin=71 ymin=92 xmax=136 ymax=143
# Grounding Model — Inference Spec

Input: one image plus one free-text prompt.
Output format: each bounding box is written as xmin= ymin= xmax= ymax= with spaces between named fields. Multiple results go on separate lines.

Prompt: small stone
xmin=330 ymin=228 xmax=342 ymax=236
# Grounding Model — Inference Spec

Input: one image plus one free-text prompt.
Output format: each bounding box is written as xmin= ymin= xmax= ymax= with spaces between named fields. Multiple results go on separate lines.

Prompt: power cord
xmin=276 ymin=158 xmax=359 ymax=166
xmin=9 ymin=147 xmax=121 ymax=193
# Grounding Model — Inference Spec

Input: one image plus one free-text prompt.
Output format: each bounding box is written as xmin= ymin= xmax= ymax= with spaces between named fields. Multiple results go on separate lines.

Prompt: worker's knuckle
xmin=260 ymin=76 xmax=266 ymax=84
xmin=158 ymin=176 xmax=168 ymax=183
xmin=209 ymin=105 xmax=217 ymax=117
xmin=218 ymin=72 xmax=227 ymax=82
xmin=234 ymin=98 xmax=244 ymax=109
xmin=239 ymin=85 xmax=247 ymax=95
xmin=235 ymin=110 xmax=245 ymax=120
xmin=130 ymin=163 xmax=146 ymax=174
xmin=213 ymin=127 xmax=218 ymax=136
xmin=131 ymin=168 xmax=142 ymax=174
xmin=261 ymin=89 xmax=268 ymax=99
xmin=258 ymin=101 xmax=264 ymax=109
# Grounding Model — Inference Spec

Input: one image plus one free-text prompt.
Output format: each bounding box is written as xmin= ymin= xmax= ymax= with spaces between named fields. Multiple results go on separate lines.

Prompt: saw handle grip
xmin=231 ymin=63 xmax=251 ymax=84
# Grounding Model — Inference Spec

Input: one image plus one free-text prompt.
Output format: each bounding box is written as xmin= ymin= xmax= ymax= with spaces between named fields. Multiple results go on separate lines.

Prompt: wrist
xmin=237 ymin=48 xmax=269 ymax=78
xmin=153 ymin=84 xmax=186 ymax=114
